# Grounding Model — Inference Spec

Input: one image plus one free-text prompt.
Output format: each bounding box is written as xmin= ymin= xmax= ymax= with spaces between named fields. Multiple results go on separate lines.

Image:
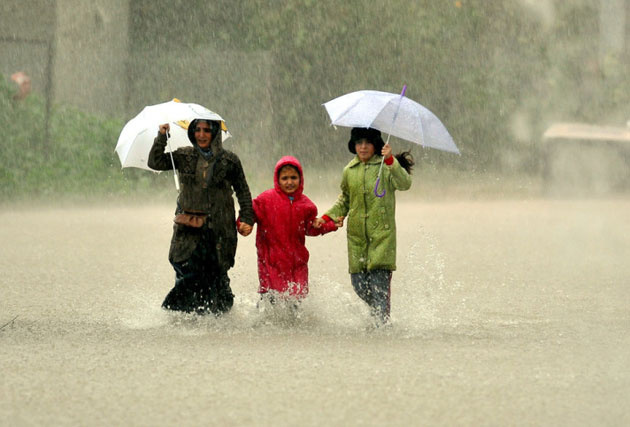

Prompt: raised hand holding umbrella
xmin=157 ymin=122 xmax=180 ymax=190
xmin=115 ymin=99 xmax=230 ymax=191
xmin=323 ymin=86 xmax=459 ymax=197
xmin=374 ymin=85 xmax=407 ymax=197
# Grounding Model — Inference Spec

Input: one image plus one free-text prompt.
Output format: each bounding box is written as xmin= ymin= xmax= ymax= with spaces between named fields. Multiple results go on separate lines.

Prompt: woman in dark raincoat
xmin=148 ymin=119 xmax=254 ymax=315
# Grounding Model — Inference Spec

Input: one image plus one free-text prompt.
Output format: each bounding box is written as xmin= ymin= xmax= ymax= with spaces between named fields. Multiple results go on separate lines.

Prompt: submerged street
xmin=1 ymin=199 xmax=628 ymax=425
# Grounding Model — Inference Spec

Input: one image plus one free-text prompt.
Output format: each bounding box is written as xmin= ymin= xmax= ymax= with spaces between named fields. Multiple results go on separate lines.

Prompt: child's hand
xmin=238 ymin=222 xmax=253 ymax=236
xmin=159 ymin=123 xmax=170 ymax=135
xmin=381 ymin=143 xmax=392 ymax=160
xmin=312 ymin=217 xmax=325 ymax=229
xmin=334 ymin=216 xmax=345 ymax=228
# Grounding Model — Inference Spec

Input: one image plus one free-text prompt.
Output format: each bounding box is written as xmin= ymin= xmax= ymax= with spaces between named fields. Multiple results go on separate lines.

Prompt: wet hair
xmin=277 ymin=163 xmax=300 ymax=179
xmin=394 ymin=151 xmax=415 ymax=174
xmin=348 ymin=127 xmax=384 ymax=154
xmin=348 ymin=127 xmax=415 ymax=174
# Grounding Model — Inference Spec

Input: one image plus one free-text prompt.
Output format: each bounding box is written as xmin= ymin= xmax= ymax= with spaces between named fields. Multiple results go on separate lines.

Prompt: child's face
xmin=278 ymin=166 xmax=300 ymax=194
xmin=355 ymin=139 xmax=375 ymax=162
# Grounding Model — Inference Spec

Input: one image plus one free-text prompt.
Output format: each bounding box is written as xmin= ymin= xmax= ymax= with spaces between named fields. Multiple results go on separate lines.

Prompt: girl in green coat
xmin=316 ymin=128 xmax=413 ymax=325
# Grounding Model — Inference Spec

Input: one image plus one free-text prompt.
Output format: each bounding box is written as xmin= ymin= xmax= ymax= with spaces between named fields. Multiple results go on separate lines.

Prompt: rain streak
xmin=1 ymin=1 xmax=629 ymax=426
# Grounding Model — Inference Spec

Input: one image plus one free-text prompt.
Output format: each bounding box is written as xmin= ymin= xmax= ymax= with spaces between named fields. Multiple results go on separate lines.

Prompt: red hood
xmin=273 ymin=155 xmax=304 ymax=198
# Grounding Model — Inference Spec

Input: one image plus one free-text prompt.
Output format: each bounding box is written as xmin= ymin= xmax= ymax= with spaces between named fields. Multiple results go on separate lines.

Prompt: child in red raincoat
xmin=238 ymin=156 xmax=338 ymax=302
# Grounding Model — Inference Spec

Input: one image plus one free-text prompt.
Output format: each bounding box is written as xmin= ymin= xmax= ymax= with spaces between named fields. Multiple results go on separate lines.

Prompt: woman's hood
xmin=273 ymin=155 xmax=304 ymax=198
xmin=187 ymin=118 xmax=224 ymax=154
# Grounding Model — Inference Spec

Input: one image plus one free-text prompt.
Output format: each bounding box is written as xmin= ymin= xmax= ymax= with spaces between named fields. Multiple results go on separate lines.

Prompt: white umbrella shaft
xmin=166 ymin=132 xmax=180 ymax=192
xmin=375 ymin=88 xmax=402 ymax=198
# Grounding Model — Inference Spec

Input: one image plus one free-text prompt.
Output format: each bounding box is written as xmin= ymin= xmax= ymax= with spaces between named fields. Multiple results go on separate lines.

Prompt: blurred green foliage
xmin=0 ymin=77 xmax=172 ymax=201
xmin=2 ymin=0 xmax=628 ymax=200
xmin=129 ymin=0 xmax=628 ymax=172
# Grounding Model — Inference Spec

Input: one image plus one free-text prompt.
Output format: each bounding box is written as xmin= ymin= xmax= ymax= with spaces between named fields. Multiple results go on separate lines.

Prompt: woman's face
xmin=355 ymin=139 xmax=375 ymax=163
xmin=194 ymin=121 xmax=213 ymax=149
xmin=278 ymin=165 xmax=300 ymax=194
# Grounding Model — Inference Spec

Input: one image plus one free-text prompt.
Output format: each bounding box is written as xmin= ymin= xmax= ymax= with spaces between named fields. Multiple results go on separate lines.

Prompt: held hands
xmin=238 ymin=222 xmax=253 ymax=236
xmin=381 ymin=143 xmax=392 ymax=160
xmin=313 ymin=216 xmax=344 ymax=229
xmin=159 ymin=123 xmax=170 ymax=135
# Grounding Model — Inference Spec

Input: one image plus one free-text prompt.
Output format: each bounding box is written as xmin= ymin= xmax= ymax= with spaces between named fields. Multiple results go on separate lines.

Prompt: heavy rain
xmin=1 ymin=1 xmax=629 ymax=426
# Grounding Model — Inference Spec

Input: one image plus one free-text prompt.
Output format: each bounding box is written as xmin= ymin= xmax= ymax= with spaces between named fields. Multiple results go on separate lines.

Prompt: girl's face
xmin=194 ymin=121 xmax=213 ymax=148
xmin=355 ymin=139 xmax=375 ymax=162
xmin=278 ymin=166 xmax=300 ymax=194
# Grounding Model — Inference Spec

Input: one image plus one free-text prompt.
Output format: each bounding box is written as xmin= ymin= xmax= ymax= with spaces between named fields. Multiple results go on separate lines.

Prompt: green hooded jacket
xmin=325 ymin=155 xmax=411 ymax=274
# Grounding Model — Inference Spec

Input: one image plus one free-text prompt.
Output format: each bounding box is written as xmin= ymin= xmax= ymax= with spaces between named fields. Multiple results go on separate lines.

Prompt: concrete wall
xmin=0 ymin=0 xmax=56 ymax=95
xmin=1 ymin=0 xmax=130 ymax=117
xmin=126 ymin=45 xmax=274 ymax=168
xmin=599 ymin=0 xmax=627 ymax=59
xmin=53 ymin=0 xmax=130 ymax=116
xmin=0 ymin=0 xmax=274 ymax=166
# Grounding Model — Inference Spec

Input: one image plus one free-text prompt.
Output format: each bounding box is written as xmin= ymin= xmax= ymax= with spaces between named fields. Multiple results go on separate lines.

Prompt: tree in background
xmin=2 ymin=0 xmax=627 ymax=199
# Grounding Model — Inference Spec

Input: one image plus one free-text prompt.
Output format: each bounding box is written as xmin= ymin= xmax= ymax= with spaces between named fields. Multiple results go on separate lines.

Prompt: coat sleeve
xmin=324 ymin=169 xmax=350 ymax=220
xmin=305 ymin=201 xmax=337 ymax=236
xmin=251 ymin=193 xmax=264 ymax=224
xmin=147 ymin=132 xmax=177 ymax=171
xmin=386 ymin=157 xmax=412 ymax=191
xmin=307 ymin=218 xmax=337 ymax=236
xmin=229 ymin=156 xmax=255 ymax=225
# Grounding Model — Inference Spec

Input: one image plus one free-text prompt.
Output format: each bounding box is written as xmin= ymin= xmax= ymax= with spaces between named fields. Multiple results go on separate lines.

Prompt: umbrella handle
xmin=373 ymin=85 xmax=404 ymax=198
xmin=173 ymin=171 xmax=180 ymax=192
xmin=373 ymin=141 xmax=388 ymax=198
xmin=374 ymin=177 xmax=386 ymax=198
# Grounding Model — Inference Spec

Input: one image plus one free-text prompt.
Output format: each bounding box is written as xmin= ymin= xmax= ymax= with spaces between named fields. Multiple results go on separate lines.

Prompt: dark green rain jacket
xmin=148 ymin=126 xmax=254 ymax=271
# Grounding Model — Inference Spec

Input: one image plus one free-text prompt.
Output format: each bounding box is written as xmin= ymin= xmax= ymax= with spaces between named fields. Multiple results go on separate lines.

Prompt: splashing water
xmin=1 ymin=200 xmax=629 ymax=425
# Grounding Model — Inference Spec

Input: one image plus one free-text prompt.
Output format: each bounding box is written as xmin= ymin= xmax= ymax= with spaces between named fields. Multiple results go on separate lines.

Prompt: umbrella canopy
xmin=115 ymin=99 xmax=230 ymax=171
xmin=323 ymin=89 xmax=459 ymax=154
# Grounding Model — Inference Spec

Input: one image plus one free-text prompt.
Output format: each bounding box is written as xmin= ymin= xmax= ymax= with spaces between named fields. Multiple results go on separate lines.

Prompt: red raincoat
xmin=252 ymin=156 xmax=337 ymax=298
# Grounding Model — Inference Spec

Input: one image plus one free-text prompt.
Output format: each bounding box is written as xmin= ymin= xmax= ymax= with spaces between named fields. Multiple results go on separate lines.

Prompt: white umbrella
xmin=323 ymin=86 xmax=459 ymax=196
xmin=115 ymin=99 xmax=230 ymax=190
xmin=323 ymin=87 xmax=459 ymax=154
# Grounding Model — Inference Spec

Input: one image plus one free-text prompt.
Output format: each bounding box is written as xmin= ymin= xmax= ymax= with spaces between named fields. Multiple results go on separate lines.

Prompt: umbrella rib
xmin=323 ymin=90 xmax=458 ymax=154
xmin=329 ymin=96 xmax=365 ymax=125
xmin=383 ymin=97 xmax=404 ymax=135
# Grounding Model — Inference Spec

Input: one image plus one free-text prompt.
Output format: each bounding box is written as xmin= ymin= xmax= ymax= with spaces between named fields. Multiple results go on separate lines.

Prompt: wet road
xmin=1 ymin=199 xmax=629 ymax=426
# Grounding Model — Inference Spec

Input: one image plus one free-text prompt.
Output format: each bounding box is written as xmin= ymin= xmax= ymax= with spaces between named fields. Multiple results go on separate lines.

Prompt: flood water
xmin=1 ymin=198 xmax=629 ymax=426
